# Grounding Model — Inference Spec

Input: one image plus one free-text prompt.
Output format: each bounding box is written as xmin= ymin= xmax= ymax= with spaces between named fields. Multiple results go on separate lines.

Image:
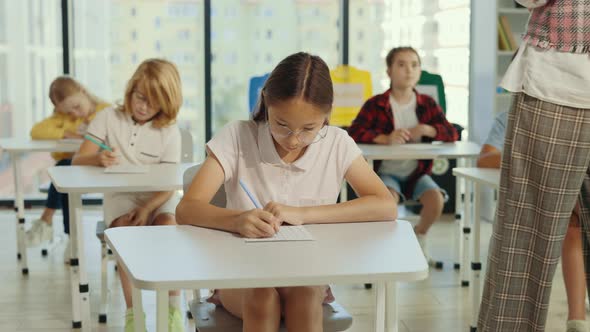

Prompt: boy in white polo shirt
xmin=177 ymin=52 xmax=397 ymax=332
xmin=72 ymin=58 xmax=183 ymax=332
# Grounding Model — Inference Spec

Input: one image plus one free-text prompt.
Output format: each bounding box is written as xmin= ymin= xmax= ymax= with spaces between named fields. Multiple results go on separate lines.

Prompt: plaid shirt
xmin=523 ymin=0 xmax=590 ymax=53
xmin=348 ymin=89 xmax=458 ymax=197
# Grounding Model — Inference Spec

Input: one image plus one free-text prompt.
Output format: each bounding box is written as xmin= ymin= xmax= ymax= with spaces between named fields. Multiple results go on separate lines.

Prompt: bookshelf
xmin=469 ymin=0 xmax=529 ymax=144
xmin=495 ymin=0 xmax=529 ymax=115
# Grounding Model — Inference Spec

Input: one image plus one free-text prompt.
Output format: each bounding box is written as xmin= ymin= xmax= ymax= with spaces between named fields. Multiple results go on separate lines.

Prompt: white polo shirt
xmin=86 ymin=107 xmax=181 ymax=165
xmin=86 ymin=106 xmax=182 ymax=225
xmin=207 ymin=120 xmax=362 ymax=210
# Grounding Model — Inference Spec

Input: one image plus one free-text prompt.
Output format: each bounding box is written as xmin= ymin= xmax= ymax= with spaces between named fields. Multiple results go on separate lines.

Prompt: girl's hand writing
xmin=235 ymin=209 xmax=281 ymax=238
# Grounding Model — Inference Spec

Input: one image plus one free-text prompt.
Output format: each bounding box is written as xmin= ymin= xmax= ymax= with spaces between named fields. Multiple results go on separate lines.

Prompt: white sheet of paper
xmin=245 ymin=225 xmax=314 ymax=243
xmin=104 ymin=164 xmax=148 ymax=174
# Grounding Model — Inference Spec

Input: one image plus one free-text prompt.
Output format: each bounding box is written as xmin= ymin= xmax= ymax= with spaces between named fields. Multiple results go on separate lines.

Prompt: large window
xmin=0 ymin=0 xmax=473 ymax=201
xmin=349 ymin=0 xmax=391 ymax=92
xmin=0 ymin=0 xmax=63 ymax=199
xmin=71 ymin=0 xmax=206 ymax=159
xmin=210 ymin=0 xmax=341 ymax=133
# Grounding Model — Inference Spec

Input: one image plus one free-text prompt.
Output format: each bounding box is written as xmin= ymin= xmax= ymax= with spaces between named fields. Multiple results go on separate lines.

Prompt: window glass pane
xmin=211 ymin=0 xmax=340 ymax=133
xmin=72 ymin=0 xmax=205 ymax=159
xmin=350 ymin=0 xmax=470 ymax=130
xmin=349 ymin=0 xmax=390 ymax=92
xmin=0 ymin=0 xmax=63 ymax=199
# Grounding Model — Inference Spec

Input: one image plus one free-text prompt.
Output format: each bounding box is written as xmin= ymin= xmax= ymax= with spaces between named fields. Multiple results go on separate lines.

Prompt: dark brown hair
xmin=253 ymin=52 xmax=333 ymax=122
xmin=385 ymin=46 xmax=421 ymax=68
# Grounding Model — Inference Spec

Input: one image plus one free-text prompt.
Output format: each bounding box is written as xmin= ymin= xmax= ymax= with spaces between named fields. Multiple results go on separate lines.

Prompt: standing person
xmin=72 ymin=59 xmax=184 ymax=332
xmin=478 ymin=1 xmax=590 ymax=331
xmin=177 ymin=52 xmax=396 ymax=332
xmin=347 ymin=46 xmax=458 ymax=265
xmin=28 ymin=76 xmax=109 ymax=262
xmin=478 ymin=112 xmax=587 ymax=331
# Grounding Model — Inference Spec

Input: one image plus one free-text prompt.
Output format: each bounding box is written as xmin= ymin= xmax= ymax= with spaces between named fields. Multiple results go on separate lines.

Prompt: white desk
xmin=0 ymin=138 xmax=81 ymax=275
xmin=356 ymin=142 xmax=480 ymax=285
xmin=48 ymin=163 xmax=193 ymax=330
xmin=105 ymin=220 xmax=429 ymax=332
xmin=452 ymin=167 xmax=500 ymax=331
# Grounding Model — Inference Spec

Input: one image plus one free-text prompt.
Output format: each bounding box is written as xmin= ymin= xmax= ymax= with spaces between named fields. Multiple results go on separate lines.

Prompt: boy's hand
xmin=389 ymin=129 xmax=411 ymax=144
xmin=235 ymin=209 xmax=281 ymax=238
xmin=264 ymin=202 xmax=303 ymax=226
xmin=98 ymin=148 xmax=119 ymax=167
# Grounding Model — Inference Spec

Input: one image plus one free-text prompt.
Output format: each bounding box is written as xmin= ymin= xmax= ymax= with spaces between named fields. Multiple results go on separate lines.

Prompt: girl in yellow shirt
xmin=28 ymin=76 xmax=109 ymax=256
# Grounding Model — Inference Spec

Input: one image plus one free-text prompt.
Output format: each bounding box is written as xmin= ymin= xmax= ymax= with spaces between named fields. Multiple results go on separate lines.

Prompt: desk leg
xmin=471 ymin=182 xmax=482 ymax=331
xmin=454 ymin=158 xmax=463 ymax=271
xmin=374 ymin=282 xmax=385 ymax=332
xmin=68 ymin=193 xmax=90 ymax=329
xmin=157 ymin=290 xmax=169 ymax=332
xmin=11 ymin=153 xmax=28 ymax=275
xmin=461 ymin=162 xmax=473 ymax=287
xmin=132 ymin=287 xmax=146 ymax=332
xmin=386 ymin=282 xmax=398 ymax=332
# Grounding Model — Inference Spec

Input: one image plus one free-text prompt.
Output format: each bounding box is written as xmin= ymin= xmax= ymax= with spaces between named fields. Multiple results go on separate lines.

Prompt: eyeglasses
xmin=268 ymin=119 xmax=329 ymax=145
xmin=131 ymin=91 xmax=154 ymax=109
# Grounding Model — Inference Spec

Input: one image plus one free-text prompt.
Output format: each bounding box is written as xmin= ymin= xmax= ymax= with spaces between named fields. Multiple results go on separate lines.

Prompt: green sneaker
xmin=124 ymin=308 xmax=146 ymax=332
xmin=168 ymin=306 xmax=184 ymax=332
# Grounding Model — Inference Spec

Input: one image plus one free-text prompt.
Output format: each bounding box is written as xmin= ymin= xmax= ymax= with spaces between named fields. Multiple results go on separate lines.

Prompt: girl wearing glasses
xmin=72 ymin=58 xmax=184 ymax=332
xmin=177 ymin=52 xmax=396 ymax=332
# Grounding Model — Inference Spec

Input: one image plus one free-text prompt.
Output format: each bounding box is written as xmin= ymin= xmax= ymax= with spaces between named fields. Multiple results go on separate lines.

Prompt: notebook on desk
xmin=245 ymin=225 xmax=314 ymax=243
xmin=104 ymin=164 xmax=148 ymax=174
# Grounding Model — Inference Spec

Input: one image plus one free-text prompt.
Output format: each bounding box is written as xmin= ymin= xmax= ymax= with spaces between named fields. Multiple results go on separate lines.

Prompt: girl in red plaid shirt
xmin=348 ymin=47 xmax=458 ymax=266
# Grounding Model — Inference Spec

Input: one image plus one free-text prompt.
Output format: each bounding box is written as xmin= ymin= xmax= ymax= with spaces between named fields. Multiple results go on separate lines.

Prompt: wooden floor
xmin=0 ymin=207 xmax=579 ymax=331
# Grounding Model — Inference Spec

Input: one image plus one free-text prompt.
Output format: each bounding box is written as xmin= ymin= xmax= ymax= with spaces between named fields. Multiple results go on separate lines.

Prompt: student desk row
xmin=345 ymin=142 xmax=481 ymax=286
xmin=452 ymin=167 xmax=500 ymax=332
xmin=49 ymin=163 xmax=429 ymax=332
xmin=0 ymin=138 xmax=82 ymax=275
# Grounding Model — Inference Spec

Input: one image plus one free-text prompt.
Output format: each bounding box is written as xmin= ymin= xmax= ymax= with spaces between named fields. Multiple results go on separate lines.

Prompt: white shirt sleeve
xmin=160 ymin=126 xmax=181 ymax=163
xmin=206 ymin=121 xmax=241 ymax=182
xmin=86 ymin=107 xmax=112 ymax=141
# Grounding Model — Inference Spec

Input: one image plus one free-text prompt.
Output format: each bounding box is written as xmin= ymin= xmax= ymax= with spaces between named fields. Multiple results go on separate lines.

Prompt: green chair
xmin=417 ymin=70 xmax=447 ymax=113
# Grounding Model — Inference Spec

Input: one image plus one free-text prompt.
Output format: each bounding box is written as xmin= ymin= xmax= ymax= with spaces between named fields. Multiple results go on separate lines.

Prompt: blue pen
xmin=239 ymin=179 xmax=261 ymax=209
xmin=84 ymin=134 xmax=113 ymax=152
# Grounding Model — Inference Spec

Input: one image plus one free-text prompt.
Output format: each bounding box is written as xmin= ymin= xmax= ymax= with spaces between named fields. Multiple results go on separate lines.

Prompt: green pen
xmin=84 ymin=134 xmax=113 ymax=152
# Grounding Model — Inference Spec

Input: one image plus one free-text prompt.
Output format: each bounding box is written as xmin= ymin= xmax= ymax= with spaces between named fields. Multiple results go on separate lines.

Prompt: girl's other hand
xmin=264 ymin=202 xmax=303 ymax=226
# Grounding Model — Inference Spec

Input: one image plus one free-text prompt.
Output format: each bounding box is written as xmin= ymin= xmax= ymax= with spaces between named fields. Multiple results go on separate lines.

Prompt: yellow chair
xmin=329 ymin=65 xmax=373 ymax=127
